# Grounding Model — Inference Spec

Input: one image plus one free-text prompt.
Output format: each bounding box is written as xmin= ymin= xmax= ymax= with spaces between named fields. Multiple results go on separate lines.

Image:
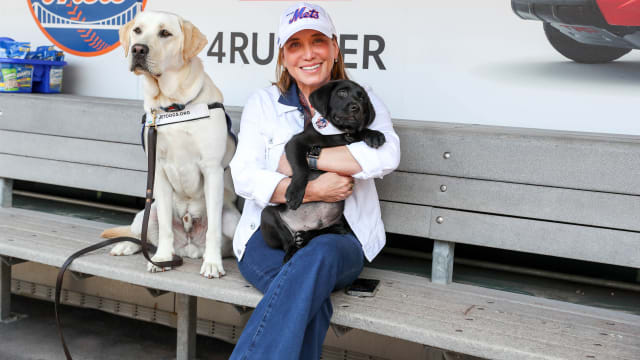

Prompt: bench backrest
xmin=1 ymin=94 xmax=638 ymax=269
xmin=376 ymin=120 xmax=640 ymax=268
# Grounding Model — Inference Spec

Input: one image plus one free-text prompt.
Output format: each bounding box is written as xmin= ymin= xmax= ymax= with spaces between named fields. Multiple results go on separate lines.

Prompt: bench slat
xmin=0 ymin=154 xmax=146 ymax=197
xmin=379 ymin=201 xmax=431 ymax=238
xmin=365 ymin=270 xmax=640 ymax=339
xmin=428 ymin=208 xmax=640 ymax=268
xmin=0 ymin=94 xmax=143 ymax=144
xmin=0 ymin=130 xmax=146 ymax=171
xmin=332 ymin=292 xmax=636 ymax=360
xmin=0 ymin=94 xmax=243 ymax=145
xmin=395 ymin=120 xmax=640 ymax=195
xmin=377 ymin=171 xmax=640 ymax=232
xmin=362 ymin=279 xmax=639 ymax=352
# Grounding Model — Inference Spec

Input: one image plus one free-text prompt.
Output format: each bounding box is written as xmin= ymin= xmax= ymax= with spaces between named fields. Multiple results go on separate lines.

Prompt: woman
xmin=228 ymin=2 xmax=400 ymax=359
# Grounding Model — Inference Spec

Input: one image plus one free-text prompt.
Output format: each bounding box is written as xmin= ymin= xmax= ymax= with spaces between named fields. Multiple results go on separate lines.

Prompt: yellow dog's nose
xmin=131 ymin=43 xmax=148 ymax=57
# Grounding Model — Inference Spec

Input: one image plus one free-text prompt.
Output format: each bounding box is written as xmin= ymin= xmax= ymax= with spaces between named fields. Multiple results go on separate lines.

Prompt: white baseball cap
xmin=277 ymin=2 xmax=337 ymax=48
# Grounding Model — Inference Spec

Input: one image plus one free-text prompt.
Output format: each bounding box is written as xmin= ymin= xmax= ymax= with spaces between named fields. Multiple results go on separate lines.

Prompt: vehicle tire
xmin=543 ymin=22 xmax=631 ymax=63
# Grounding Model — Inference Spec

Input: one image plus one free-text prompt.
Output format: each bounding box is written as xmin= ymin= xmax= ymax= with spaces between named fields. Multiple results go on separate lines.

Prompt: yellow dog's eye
xmin=159 ymin=29 xmax=172 ymax=38
xmin=133 ymin=27 xmax=141 ymax=34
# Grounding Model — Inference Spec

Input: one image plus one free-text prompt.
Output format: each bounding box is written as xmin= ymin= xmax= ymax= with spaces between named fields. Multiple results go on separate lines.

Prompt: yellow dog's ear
xmin=182 ymin=20 xmax=207 ymax=61
xmin=119 ymin=18 xmax=135 ymax=57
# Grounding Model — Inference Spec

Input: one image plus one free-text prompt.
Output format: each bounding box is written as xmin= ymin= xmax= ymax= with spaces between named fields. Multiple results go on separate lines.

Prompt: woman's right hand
xmin=306 ymin=172 xmax=354 ymax=203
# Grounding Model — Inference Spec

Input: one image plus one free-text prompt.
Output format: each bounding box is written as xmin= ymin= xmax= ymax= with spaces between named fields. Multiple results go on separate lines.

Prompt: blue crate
xmin=0 ymin=57 xmax=67 ymax=93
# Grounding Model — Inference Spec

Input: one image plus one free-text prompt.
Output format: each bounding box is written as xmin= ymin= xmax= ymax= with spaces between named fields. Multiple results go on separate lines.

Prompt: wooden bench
xmin=0 ymin=93 xmax=639 ymax=360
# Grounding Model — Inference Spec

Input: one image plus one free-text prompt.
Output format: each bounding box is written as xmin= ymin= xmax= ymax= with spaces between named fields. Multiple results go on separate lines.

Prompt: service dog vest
xmin=140 ymin=102 xmax=237 ymax=151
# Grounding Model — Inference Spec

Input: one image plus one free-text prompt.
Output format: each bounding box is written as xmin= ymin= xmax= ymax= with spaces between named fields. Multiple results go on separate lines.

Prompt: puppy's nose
xmin=349 ymin=103 xmax=361 ymax=113
xmin=131 ymin=44 xmax=149 ymax=57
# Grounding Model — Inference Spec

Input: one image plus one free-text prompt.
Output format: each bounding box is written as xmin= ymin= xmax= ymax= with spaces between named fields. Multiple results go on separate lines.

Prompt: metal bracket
xmin=0 ymin=256 xmax=26 ymax=266
xmin=331 ymin=324 xmax=353 ymax=338
xmin=233 ymin=305 xmax=252 ymax=315
xmin=145 ymin=287 xmax=169 ymax=298
xmin=70 ymin=271 xmax=94 ymax=281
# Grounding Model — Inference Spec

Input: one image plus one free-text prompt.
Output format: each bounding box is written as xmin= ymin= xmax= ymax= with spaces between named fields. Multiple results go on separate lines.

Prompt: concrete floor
xmin=0 ymin=295 xmax=235 ymax=360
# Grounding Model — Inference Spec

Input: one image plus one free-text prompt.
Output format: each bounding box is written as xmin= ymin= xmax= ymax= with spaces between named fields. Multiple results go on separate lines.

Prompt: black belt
xmin=54 ymin=102 xmax=227 ymax=359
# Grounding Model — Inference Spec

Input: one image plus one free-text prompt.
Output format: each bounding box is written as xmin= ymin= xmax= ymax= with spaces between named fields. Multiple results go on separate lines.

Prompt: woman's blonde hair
xmin=274 ymin=37 xmax=349 ymax=94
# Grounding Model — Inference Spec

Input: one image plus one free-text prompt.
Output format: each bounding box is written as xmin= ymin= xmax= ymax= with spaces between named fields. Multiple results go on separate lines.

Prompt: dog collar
xmin=160 ymin=103 xmax=187 ymax=112
xmin=157 ymin=84 xmax=206 ymax=112
xmin=311 ymin=112 xmax=343 ymax=135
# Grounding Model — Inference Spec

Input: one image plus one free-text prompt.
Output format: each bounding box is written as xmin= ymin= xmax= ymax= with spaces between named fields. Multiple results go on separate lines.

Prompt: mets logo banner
xmin=27 ymin=0 xmax=147 ymax=57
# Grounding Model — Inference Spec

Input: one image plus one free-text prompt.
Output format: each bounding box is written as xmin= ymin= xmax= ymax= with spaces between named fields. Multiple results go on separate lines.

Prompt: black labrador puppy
xmin=261 ymin=79 xmax=386 ymax=262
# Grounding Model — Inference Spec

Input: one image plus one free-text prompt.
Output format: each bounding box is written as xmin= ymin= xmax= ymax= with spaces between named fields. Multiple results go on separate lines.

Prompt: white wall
xmin=4 ymin=0 xmax=640 ymax=135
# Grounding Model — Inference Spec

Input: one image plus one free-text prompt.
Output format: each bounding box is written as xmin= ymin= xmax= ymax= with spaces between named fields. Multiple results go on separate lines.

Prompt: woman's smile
xmin=301 ymin=63 xmax=322 ymax=72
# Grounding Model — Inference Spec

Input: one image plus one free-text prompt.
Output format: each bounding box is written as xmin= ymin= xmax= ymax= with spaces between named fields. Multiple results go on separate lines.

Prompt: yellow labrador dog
xmin=103 ymin=11 xmax=239 ymax=278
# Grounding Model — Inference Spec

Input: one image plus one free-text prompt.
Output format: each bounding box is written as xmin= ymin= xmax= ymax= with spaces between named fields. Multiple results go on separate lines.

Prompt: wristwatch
xmin=307 ymin=145 xmax=321 ymax=170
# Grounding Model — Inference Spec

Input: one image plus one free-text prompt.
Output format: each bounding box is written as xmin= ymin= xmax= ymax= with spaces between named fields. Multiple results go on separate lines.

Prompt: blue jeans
xmin=229 ymin=228 xmax=365 ymax=360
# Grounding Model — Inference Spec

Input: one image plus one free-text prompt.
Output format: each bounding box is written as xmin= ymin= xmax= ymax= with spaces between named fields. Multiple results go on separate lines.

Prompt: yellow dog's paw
xmin=200 ymin=256 xmax=225 ymax=279
xmin=147 ymin=253 xmax=174 ymax=273
xmin=110 ymin=241 xmax=141 ymax=256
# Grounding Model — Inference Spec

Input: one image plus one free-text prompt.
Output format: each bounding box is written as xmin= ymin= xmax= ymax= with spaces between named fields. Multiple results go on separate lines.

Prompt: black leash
xmin=137 ymin=125 xmax=184 ymax=270
xmin=54 ymin=102 xmax=226 ymax=359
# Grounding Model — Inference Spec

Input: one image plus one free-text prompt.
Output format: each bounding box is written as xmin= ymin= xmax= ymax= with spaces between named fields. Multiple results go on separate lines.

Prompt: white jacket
xmin=229 ymin=84 xmax=401 ymax=262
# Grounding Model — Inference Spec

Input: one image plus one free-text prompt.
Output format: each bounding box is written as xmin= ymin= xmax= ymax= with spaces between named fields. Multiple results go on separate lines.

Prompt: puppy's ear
xmin=119 ymin=18 xmax=135 ymax=57
xmin=182 ymin=20 xmax=208 ymax=62
xmin=309 ymin=81 xmax=339 ymax=117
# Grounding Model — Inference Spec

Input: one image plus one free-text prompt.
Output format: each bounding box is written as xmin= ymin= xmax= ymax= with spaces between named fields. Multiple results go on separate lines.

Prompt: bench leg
xmin=1 ymin=257 xmax=11 ymax=322
xmin=0 ymin=178 xmax=12 ymax=208
xmin=176 ymin=294 xmax=197 ymax=360
xmin=432 ymin=240 xmax=455 ymax=284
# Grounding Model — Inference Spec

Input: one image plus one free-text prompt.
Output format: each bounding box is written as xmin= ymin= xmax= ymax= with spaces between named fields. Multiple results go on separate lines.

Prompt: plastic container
xmin=0 ymin=57 xmax=67 ymax=93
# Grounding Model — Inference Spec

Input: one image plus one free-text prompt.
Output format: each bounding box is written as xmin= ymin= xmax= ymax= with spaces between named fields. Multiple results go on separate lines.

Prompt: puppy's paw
xmin=200 ymin=254 xmax=225 ymax=279
xmin=363 ymin=130 xmax=386 ymax=148
xmin=110 ymin=241 xmax=141 ymax=256
xmin=285 ymin=180 xmax=306 ymax=210
xmin=147 ymin=253 xmax=173 ymax=273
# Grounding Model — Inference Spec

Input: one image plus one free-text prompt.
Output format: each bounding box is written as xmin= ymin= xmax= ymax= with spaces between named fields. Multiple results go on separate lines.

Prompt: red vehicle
xmin=512 ymin=0 xmax=640 ymax=63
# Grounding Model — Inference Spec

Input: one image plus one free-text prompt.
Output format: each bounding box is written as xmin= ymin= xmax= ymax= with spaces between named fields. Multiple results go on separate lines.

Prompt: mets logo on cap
xmin=27 ymin=0 xmax=147 ymax=57
xmin=288 ymin=6 xmax=320 ymax=24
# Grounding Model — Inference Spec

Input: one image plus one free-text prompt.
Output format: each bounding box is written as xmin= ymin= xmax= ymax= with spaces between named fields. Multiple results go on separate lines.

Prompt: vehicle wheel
xmin=543 ymin=22 xmax=631 ymax=63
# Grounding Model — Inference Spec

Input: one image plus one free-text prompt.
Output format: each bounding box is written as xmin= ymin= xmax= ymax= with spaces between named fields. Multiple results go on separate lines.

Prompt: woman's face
xmin=282 ymin=29 xmax=339 ymax=93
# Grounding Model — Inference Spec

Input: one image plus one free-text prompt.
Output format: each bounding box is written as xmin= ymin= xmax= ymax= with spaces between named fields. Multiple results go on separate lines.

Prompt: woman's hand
xmin=306 ymin=172 xmax=354 ymax=203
